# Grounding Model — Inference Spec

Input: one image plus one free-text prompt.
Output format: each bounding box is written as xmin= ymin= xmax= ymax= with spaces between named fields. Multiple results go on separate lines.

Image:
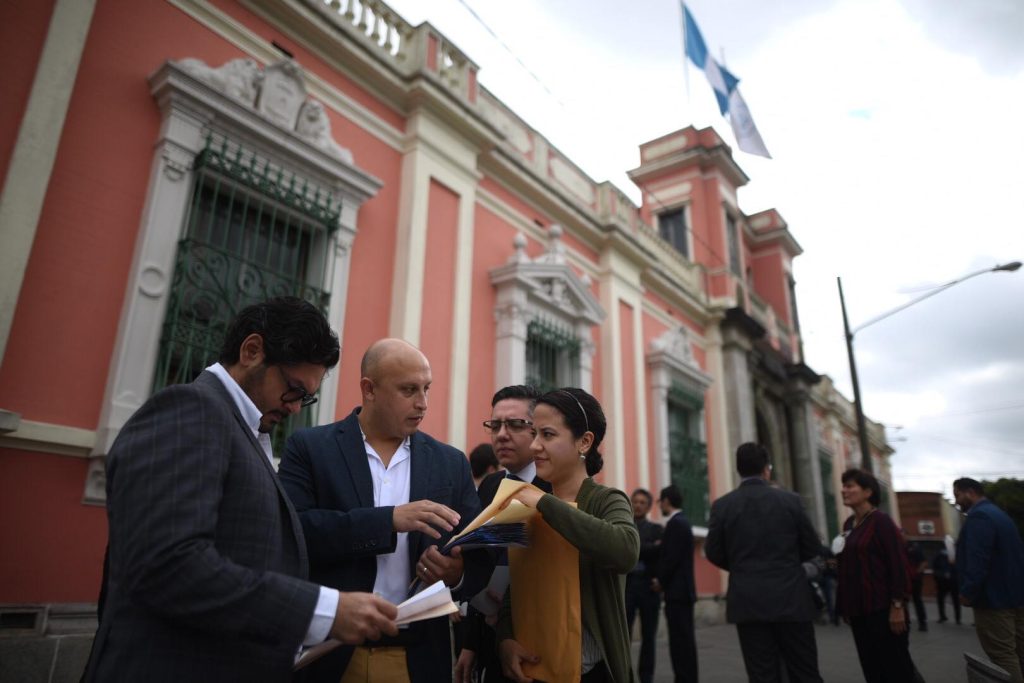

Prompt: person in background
xmin=931 ymin=547 xmax=961 ymax=625
xmin=626 ymin=488 xmax=664 ymax=683
xmin=497 ymin=388 xmax=640 ymax=683
xmin=953 ymin=477 xmax=1024 ymax=683
xmin=903 ymin=530 xmax=928 ymax=632
xmin=657 ymin=485 xmax=698 ymax=683
xmin=470 ymin=442 xmax=501 ymax=489
xmin=835 ymin=468 xmax=919 ymax=682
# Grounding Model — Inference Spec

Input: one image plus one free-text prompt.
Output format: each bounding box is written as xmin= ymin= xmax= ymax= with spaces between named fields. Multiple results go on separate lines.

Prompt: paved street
xmin=635 ymin=600 xmax=987 ymax=682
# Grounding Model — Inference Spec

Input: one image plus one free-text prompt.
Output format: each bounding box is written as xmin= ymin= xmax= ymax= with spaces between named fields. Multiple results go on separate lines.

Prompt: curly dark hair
xmin=535 ymin=387 xmax=607 ymax=476
xmin=219 ymin=296 xmax=339 ymax=369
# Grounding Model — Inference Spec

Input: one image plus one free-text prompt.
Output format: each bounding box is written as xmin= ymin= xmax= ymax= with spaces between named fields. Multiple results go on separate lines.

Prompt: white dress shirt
xmin=361 ymin=430 xmax=413 ymax=605
xmin=206 ymin=364 xmax=337 ymax=645
xmin=508 ymin=461 xmax=537 ymax=484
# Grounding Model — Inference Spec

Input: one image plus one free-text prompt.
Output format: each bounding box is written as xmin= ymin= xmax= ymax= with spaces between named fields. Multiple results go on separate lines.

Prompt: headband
xmin=560 ymin=390 xmax=590 ymax=433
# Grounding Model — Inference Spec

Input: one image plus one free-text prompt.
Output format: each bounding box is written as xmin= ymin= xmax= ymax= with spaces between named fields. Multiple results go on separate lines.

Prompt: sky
xmin=383 ymin=0 xmax=1024 ymax=499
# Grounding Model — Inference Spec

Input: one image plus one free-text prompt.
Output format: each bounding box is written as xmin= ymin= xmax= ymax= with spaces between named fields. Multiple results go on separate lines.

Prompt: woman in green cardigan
xmin=497 ymin=388 xmax=640 ymax=683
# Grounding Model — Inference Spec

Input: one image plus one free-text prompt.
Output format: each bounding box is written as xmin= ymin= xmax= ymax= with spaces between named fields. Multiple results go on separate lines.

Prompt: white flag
xmin=727 ymin=88 xmax=771 ymax=158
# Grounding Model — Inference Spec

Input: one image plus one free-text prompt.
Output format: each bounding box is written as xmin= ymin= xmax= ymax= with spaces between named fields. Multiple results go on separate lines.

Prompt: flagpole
xmin=680 ymin=1 xmax=690 ymax=105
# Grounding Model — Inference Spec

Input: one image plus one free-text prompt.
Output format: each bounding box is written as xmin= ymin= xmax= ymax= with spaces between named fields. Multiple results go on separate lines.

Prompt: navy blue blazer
xmin=279 ymin=408 xmax=484 ymax=683
xmin=956 ymin=498 xmax=1024 ymax=609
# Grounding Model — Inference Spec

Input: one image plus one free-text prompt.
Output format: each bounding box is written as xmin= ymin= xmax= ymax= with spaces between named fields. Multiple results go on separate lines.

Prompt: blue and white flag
xmin=683 ymin=4 xmax=771 ymax=158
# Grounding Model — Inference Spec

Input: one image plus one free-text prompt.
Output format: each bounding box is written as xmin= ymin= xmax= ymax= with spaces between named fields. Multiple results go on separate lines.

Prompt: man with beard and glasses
xmin=83 ymin=297 xmax=397 ymax=683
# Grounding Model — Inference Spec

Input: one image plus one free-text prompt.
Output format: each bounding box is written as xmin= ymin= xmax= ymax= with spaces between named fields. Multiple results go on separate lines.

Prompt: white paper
xmin=469 ymin=565 xmax=508 ymax=617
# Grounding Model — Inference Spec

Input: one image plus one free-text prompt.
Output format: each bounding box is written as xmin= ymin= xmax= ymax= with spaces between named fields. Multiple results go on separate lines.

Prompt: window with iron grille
xmin=525 ymin=318 xmax=581 ymax=393
xmin=153 ymin=137 xmax=339 ymax=449
xmin=658 ymin=207 xmax=689 ymax=258
xmin=667 ymin=383 xmax=709 ymax=525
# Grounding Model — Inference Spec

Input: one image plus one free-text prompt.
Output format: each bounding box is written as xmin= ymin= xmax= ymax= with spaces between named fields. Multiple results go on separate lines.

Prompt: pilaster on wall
xmin=598 ymin=249 xmax=646 ymax=493
xmin=0 ymin=0 xmax=97 ymax=368
xmin=703 ymin=324 xmax=734 ymax=498
xmin=388 ymin=108 xmax=484 ymax=450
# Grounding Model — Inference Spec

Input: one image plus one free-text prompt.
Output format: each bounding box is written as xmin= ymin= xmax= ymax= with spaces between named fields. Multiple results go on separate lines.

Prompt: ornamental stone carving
xmin=174 ymin=57 xmax=354 ymax=163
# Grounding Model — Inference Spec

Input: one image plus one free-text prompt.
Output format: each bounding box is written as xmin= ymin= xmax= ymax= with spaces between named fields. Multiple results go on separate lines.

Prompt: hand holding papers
xmin=442 ymin=478 xmax=538 ymax=554
xmin=295 ymin=582 xmax=457 ymax=670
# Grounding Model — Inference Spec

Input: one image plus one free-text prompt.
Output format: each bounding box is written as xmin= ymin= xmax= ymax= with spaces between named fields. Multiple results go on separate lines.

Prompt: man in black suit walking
xmin=705 ymin=442 xmax=823 ymax=683
xmin=455 ymin=385 xmax=550 ymax=683
xmin=658 ymin=484 xmax=698 ymax=683
xmin=628 ymin=488 xmax=664 ymax=683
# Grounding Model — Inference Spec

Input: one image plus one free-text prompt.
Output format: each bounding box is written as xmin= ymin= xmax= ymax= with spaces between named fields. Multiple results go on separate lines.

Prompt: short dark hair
xmin=953 ymin=477 xmax=985 ymax=496
xmin=469 ymin=443 xmax=499 ymax=478
xmin=736 ymin=442 xmax=769 ymax=477
xmin=491 ymin=385 xmax=541 ymax=407
xmin=535 ymin=388 xmax=606 ymax=476
xmin=631 ymin=488 xmax=653 ymax=504
xmin=841 ymin=468 xmax=881 ymax=506
xmin=219 ymin=297 xmax=339 ymax=369
xmin=659 ymin=485 xmax=683 ymax=509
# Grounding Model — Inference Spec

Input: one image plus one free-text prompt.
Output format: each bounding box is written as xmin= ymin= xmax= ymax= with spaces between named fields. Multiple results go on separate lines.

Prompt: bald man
xmin=279 ymin=339 xmax=484 ymax=683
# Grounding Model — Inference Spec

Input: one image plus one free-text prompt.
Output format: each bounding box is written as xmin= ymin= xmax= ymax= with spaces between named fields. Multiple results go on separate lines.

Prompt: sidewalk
xmin=636 ymin=600 xmax=989 ymax=682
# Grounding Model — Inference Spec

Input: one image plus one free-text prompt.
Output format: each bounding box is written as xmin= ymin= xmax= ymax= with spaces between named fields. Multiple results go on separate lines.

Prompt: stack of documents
xmin=441 ymin=521 xmax=527 ymax=554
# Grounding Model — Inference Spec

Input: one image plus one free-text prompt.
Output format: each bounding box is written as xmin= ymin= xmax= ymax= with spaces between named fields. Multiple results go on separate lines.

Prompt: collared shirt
xmin=362 ymin=430 xmax=413 ymax=605
xmin=507 ymin=461 xmax=537 ymax=484
xmin=205 ymin=364 xmax=337 ymax=646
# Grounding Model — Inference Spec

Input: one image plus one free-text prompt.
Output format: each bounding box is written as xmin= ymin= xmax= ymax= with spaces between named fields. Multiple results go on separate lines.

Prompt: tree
xmin=982 ymin=478 xmax=1024 ymax=541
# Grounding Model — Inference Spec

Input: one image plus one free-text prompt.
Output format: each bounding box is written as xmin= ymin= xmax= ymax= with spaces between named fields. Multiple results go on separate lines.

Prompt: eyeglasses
xmin=482 ymin=418 xmax=533 ymax=434
xmin=278 ymin=366 xmax=318 ymax=408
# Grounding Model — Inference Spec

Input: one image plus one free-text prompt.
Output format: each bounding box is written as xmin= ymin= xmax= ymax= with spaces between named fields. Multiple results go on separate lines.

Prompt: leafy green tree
xmin=982 ymin=478 xmax=1024 ymax=541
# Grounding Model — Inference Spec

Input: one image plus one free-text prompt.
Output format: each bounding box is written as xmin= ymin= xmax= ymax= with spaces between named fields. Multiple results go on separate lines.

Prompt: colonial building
xmin=0 ymin=0 xmax=895 ymax=674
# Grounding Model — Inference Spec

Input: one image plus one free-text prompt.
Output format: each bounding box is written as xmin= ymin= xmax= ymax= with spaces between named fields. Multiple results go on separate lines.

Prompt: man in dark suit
xmin=279 ymin=339 xmax=483 ymax=683
xmin=954 ymin=477 xmax=1024 ymax=682
xmin=628 ymin=487 xmax=664 ymax=683
xmin=705 ymin=442 xmax=822 ymax=683
xmin=657 ymin=484 xmax=698 ymax=683
xmin=455 ymin=385 xmax=550 ymax=683
xmin=83 ymin=297 xmax=398 ymax=682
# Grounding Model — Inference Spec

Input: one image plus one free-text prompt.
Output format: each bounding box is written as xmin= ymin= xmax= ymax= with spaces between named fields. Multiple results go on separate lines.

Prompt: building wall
xmin=0 ymin=1 xmax=896 ymax=662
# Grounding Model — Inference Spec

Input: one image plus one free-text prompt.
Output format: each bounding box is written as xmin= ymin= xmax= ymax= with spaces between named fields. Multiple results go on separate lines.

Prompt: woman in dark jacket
xmin=834 ymin=468 xmax=921 ymax=682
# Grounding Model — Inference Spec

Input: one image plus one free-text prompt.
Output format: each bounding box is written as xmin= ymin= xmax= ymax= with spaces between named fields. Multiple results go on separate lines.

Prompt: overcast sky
xmin=383 ymin=0 xmax=1024 ymax=498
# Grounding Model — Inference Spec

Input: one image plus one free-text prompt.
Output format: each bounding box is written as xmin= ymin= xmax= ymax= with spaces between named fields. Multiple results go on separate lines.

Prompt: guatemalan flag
xmin=683 ymin=4 xmax=771 ymax=158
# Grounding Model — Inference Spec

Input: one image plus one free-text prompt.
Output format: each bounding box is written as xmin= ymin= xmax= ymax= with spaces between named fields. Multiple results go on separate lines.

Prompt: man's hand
xmin=454 ymin=648 xmax=476 ymax=683
xmin=499 ymin=638 xmax=539 ymax=683
xmin=650 ymin=577 xmax=662 ymax=593
xmin=393 ymin=500 xmax=460 ymax=539
xmin=888 ymin=604 xmax=907 ymax=635
xmin=960 ymin=595 xmax=972 ymax=606
xmin=329 ymin=592 xmax=398 ymax=644
xmin=418 ymin=545 xmax=464 ymax=587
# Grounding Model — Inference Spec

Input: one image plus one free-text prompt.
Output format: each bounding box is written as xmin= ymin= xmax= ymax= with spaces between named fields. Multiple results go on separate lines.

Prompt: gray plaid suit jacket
xmin=84 ymin=371 xmax=320 ymax=682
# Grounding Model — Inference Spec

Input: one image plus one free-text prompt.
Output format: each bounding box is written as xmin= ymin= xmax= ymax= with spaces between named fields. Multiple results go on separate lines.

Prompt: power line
xmin=455 ymin=0 xmax=565 ymax=107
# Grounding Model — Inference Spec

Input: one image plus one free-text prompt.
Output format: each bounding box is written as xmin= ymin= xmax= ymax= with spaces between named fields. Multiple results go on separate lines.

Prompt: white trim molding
xmin=489 ymin=226 xmax=605 ymax=392
xmin=87 ymin=56 xmax=382 ymax=503
xmin=647 ymin=325 xmax=714 ymax=497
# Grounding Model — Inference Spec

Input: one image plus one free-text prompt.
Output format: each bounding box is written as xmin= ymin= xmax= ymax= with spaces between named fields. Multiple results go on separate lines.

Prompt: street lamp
xmin=838 ymin=261 xmax=1021 ymax=473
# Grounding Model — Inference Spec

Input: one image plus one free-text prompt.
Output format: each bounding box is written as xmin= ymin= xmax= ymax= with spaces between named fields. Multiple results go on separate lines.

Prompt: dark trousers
xmin=626 ymin=576 xmax=662 ymax=683
xmin=909 ymin=577 xmax=927 ymax=629
xmin=664 ymin=599 xmax=698 ymax=683
xmin=849 ymin=609 xmax=918 ymax=683
xmin=735 ymin=621 xmax=822 ymax=683
xmin=935 ymin=578 xmax=962 ymax=623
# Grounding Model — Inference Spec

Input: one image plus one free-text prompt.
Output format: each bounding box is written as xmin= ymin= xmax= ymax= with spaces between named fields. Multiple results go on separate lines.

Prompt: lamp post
xmin=838 ymin=261 xmax=1021 ymax=473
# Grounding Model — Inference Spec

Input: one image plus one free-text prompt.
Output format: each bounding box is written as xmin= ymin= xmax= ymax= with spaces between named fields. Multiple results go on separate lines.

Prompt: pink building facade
xmin=0 ymin=0 xmax=895 ymax=673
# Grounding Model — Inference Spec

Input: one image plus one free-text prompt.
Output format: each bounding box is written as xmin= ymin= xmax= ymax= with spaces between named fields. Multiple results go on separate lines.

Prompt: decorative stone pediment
xmin=489 ymin=226 xmax=604 ymax=327
xmin=177 ymin=57 xmax=352 ymax=163
xmin=489 ymin=226 xmax=605 ymax=391
xmin=647 ymin=326 xmax=713 ymax=390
